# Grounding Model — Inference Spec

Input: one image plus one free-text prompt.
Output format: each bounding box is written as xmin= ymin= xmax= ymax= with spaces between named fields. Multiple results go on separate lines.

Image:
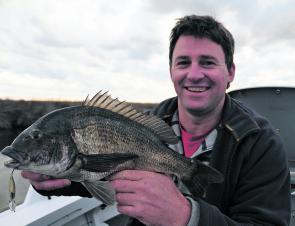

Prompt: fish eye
xmin=30 ymin=129 xmax=42 ymax=140
xmin=23 ymin=135 xmax=31 ymax=141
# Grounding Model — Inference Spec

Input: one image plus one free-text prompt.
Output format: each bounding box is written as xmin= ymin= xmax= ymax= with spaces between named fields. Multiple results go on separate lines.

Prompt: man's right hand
xmin=21 ymin=171 xmax=71 ymax=191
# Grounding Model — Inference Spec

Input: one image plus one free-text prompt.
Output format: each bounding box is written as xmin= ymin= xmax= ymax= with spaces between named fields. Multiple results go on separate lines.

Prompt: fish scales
xmin=73 ymin=110 xmax=185 ymax=173
xmin=70 ymin=106 xmax=175 ymax=159
xmin=72 ymin=116 xmax=187 ymax=177
xmin=1 ymin=91 xmax=224 ymax=205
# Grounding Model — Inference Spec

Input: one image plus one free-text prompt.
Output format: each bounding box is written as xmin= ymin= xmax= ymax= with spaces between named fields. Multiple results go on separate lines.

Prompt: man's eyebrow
xmin=175 ymin=55 xmax=219 ymax=61
xmin=199 ymin=55 xmax=218 ymax=61
xmin=174 ymin=56 xmax=190 ymax=61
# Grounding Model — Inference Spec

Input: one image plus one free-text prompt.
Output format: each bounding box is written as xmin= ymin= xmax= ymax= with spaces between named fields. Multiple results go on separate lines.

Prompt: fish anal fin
xmin=82 ymin=181 xmax=116 ymax=205
xmin=79 ymin=153 xmax=138 ymax=172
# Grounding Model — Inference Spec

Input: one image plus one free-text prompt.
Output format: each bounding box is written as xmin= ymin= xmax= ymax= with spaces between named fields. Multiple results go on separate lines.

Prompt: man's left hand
xmin=110 ymin=170 xmax=191 ymax=226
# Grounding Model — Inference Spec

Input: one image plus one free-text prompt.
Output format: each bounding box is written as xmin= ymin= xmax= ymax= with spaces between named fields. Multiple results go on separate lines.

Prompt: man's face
xmin=170 ymin=36 xmax=235 ymax=116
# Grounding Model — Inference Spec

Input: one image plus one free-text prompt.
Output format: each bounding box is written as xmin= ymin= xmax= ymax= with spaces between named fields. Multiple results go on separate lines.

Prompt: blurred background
xmin=1 ymin=0 xmax=295 ymax=212
xmin=1 ymin=0 xmax=295 ymax=102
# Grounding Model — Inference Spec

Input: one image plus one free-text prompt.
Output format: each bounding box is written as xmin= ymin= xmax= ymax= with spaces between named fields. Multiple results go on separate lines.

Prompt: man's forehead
xmin=173 ymin=36 xmax=225 ymax=60
xmin=175 ymin=36 xmax=222 ymax=50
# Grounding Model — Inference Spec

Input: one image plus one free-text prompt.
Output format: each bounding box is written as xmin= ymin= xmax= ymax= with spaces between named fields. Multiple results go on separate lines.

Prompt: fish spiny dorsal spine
xmin=82 ymin=91 xmax=178 ymax=144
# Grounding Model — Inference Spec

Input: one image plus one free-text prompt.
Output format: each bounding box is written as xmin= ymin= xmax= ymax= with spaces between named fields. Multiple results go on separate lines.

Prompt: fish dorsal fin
xmin=82 ymin=91 xmax=178 ymax=144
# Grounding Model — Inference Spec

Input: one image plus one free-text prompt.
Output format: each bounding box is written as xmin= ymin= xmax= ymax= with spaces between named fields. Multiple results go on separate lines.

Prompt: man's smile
xmin=185 ymin=86 xmax=210 ymax=92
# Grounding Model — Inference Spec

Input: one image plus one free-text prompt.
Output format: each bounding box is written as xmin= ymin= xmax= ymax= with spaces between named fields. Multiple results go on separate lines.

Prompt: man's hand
xmin=110 ymin=170 xmax=191 ymax=226
xmin=21 ymin=171 xmax=71 ymax=191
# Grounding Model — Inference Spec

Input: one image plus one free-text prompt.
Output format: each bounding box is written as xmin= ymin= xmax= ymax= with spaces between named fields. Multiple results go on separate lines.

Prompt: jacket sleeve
xmin=34 ymin=181 xmax=92 ymax=198
xmin=197 ymin=126 xmax=291 ymax=226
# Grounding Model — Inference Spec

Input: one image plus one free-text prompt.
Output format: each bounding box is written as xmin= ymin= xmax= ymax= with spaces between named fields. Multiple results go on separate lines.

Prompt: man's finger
xmin=21 ymin=171 xmax=51 ymax=181
xmin=109 ymin=170 xmax=154 ymax=181
xmin=31 ymin=179 xmax=71 ymax=191
xmin=110 ymin=178 xmax=139 ymax=193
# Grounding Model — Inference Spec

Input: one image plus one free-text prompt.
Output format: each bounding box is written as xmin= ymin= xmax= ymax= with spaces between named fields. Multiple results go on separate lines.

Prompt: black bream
xmin=1 ymin=91 xmax=223 ymax=205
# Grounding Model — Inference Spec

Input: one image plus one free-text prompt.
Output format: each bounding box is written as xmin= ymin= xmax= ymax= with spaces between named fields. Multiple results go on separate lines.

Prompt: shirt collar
xmin=168 ymin=111 xmax=217 ymax=158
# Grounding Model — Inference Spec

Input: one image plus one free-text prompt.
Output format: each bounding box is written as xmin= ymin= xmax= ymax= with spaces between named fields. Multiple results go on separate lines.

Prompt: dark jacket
xmin=38 ymin=95 xmax=291 ymax=226
xmin=145 ymin=94 xmax=290 ymax=226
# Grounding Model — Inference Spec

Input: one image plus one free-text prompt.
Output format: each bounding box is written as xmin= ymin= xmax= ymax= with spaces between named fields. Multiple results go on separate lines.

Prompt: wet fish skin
xmin=1 ymin=92 xmax=223 ymax=205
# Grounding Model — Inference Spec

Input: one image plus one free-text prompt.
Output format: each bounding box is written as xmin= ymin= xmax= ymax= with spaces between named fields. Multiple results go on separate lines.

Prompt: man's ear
xmin=228 ymin=63 xmax=235 ymax=83
xmin=226 ymin=63 xmax=235 ymax=89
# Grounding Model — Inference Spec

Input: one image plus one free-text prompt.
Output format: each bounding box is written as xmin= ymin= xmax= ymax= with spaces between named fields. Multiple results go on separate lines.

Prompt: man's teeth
xmin=187 ymin=87 xmax=207 ymax=92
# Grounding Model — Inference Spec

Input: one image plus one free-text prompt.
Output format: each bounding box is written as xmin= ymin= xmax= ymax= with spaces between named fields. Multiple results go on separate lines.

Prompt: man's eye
xmin=200 ymin=60 xmax=216 ymax=68
xmin=176 ymin=60 xmax=190 ymax=67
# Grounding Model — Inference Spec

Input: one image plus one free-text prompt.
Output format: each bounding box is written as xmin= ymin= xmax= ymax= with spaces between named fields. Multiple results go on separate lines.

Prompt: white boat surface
xmin=0 ymin=186 xmax=127 ymax=226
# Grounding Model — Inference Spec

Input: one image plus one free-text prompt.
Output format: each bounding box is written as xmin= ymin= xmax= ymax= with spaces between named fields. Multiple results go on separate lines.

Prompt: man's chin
xmin=180 ymin=102 xmax=209 ymax=116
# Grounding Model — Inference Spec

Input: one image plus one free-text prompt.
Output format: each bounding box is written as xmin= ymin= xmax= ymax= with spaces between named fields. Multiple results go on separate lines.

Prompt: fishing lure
xmin=9 ymin=169 xmax=16 ymax=212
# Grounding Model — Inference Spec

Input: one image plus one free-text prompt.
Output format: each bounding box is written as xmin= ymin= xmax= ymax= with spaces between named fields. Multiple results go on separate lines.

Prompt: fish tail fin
xmin=181 ymin=160 xmax=224 ymax=198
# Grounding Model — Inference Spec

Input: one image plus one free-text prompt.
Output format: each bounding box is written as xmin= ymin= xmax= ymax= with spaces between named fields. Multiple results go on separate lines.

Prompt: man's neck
xmin=178 ymin=102 xmax=224 ymax=137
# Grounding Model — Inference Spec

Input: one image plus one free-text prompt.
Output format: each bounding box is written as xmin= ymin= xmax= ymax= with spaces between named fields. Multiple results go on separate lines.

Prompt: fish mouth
xmin=1 ymin=146 xmax=29 ymax=169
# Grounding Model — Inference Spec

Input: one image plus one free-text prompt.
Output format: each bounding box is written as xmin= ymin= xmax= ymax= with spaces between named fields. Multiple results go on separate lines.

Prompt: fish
xmin=1 ymin=91 xmax=223 ymax=205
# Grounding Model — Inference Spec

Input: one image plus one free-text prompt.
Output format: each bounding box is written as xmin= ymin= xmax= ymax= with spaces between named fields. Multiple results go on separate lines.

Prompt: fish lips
xmin=1 ymin=146 xmax=29 ymax=168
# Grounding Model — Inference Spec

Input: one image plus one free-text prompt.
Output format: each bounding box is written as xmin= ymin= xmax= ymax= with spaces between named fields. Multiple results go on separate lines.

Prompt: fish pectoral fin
xmin=82 ymin=181 xmax=116 ymax=205
xmin=79 ymin=153 xmax=138 ymax=172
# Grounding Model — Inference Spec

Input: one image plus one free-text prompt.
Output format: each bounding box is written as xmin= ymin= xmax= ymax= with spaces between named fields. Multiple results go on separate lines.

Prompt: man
xmin=22 ymin=15 xmax=290 ymax=226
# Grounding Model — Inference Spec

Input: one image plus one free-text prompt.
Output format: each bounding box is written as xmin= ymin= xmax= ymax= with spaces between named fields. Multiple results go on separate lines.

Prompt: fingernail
xmin=65 ymin=180 xmax=71 ymax=186
xmin=42 ymin=175 xmax=51 ymax=180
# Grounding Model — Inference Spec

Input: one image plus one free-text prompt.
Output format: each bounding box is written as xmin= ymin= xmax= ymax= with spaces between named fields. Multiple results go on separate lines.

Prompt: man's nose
xmin=187 ymin=63 xmax=205 ymax=81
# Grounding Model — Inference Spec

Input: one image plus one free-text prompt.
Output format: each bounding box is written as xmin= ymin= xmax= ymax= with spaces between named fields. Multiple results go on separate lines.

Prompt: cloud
xmin=0 ymin=0 xmax=294 ymax=102
xmin=233 ymin=40 xmax=295 ymax=91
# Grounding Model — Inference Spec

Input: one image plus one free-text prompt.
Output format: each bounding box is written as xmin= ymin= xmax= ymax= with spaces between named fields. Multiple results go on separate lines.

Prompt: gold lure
xmin=9 ymin=169 xmax=16 ymax=212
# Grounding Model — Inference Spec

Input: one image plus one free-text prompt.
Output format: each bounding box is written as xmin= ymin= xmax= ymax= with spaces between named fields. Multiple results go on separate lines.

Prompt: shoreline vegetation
xmin=0 ymin=99 xmax=156 ymax=212
xmin=0 ymin=98 xmax=156 ymax=147
xmin=0 ymin=99 xmax=157 ymax=130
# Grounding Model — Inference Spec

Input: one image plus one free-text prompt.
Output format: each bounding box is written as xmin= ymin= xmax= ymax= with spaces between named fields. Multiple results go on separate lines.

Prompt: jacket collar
xmin=221 ymin=94 xmax=260 ymax=142
xmin=153 ymin=94 xmax=260 ymax=143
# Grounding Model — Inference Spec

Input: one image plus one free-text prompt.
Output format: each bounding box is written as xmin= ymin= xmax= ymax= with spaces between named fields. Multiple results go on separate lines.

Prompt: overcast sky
xmin=0 ymin=0 xmax=294 ymax=102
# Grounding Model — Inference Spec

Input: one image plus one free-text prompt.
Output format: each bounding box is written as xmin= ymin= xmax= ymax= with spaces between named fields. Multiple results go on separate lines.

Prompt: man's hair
xmin=169 ymin=15 xmax=235 ymax=70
